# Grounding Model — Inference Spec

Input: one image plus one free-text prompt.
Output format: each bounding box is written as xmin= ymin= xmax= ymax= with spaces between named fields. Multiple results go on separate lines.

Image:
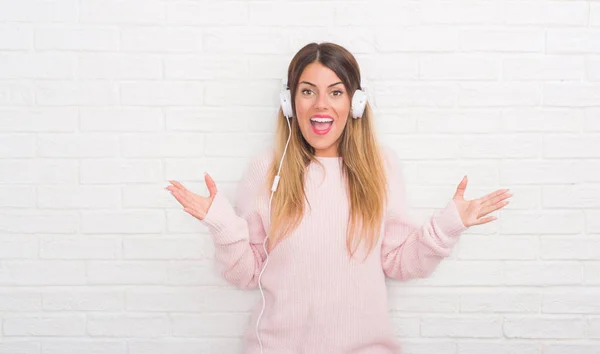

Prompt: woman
xmin=167 ymin=42 xmax=511 ymax=354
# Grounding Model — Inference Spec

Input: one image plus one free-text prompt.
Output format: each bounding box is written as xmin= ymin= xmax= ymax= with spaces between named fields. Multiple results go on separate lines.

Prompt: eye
xmin=332 ymin=90 xmax=343 ymax=97
xmin=301 ymin=89 xmax=314 ymax=96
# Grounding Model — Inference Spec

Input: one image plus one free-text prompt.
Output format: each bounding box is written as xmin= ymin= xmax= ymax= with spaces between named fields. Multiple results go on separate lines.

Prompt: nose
xmin=314 ymin=91 xmax=329 ymax=110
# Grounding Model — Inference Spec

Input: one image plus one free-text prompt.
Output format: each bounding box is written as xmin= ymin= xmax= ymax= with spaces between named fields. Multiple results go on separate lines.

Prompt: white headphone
xmin=280 ymin=77 xmax=368 ymax=119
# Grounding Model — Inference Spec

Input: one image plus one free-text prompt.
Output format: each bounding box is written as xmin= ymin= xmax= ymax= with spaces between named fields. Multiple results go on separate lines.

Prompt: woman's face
xmin=294 ymin=62 xmax=351 ymax=157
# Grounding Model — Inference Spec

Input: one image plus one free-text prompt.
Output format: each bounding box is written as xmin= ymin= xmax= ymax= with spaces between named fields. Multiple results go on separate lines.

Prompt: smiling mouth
xmin=310 ymin=120 xmax=333 ymax=135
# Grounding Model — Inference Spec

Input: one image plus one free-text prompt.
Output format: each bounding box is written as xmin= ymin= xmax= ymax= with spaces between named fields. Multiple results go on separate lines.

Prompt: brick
xmin=87 ymin=314 xmax=169 ymax=337
xmin=505 ymin=262 xmax=582 ymax=286
xmin=42 ymin=341 xmax=126 ymax=354
xmin=0 ymin=261 xmax=85 ymax=286
xmin=542 ymin=290 xmax=600 ymax=314
xmin=120 ymin=81 xmax=203 ymax=106
xmin=165 ymin=55 xmax=246 ymax=80
xmin=504 ymin=316 xmax=585 ymax=339
xmin=171 ymin=313 xmax=248 ymax=337
xmin=79 ymin=54 xmax=162 ymax=80
xmin=204 ymin=28 xmax=289 ymax=54
xmin=79 ymin=107 xmax=163 ymax=132
xmin=0 ymin=24 xmax=32 ymax=50
xmin=547 ymin=29 xmax=600 ymax=54
xmin=0 ymin=108 xmax=77 ymax=132
xmin=420 ymin=54 xmax=500 ymax=80
xmin=80 ymin=159 xmax=163 ymax=184
xmin=0 ymin=53 xmax=74 ymax=79
xmin=121 ymin=27 xmax=202 ymax=53
xmin=458 ymin=83 xmax=540 ymax=107
xmin=503 ymin=55 xmax=584 ymax=81
xmin=87 ymin=261 xmax=167 ymax=285
xmin=80 ymin=0 xmax=164 ymax=24
xmin=421 ymin=316 xmax=502 ymax=338
xmin=459 ymin=342 xmax=540 ymax=354
xmin=544 ymin=135 xmax=600 ymax=158
xmin=544 ymin=83 xmax=600 ymax=107
xmin=3 ymin=315 xmax=86 ymax=336
xmin=42 ymin=289 xmax=123 ymax=311
xmin=420 ymin=1 xmax=505 ymax=25
xmin=506 ymin=1 xmax=588 ymax=26
xmin=460 ymin=29 xmax=543 ymax=52
xmin=0 ymin=291 xmax=41 ymax=311
xmin=548 ymin=181 xmax=600 ymax=207
xmin=37 ymin=134 xmax=118 ymax=157
xmin=502 ymin=108 xmax=582 ymax=132
xmin=460 ymin=291 xmax=540 ymax=313
xmin=35 ymin=27 xmax=118 ymax=51
xmin=458 ymin=235 xmax=538 ymax=260
xmin=0 ymin=235 xmax=38 ymax=258
xmin=0 ymin=0 xmax=77 ymax=22
xmin=36 ymin=81 xmax=118 ymax=106
xmin=81 ymin=211 xmax=165 ymax=234
xmin=0 ymin=134 xmax=35 ymax=157
xmin=40 ymin=235 xmax=119 ymax=259
xmin=0 ymin=212 xmax=78 ymax=234
xmin=166 ymin=1 xmax=246 ymax=25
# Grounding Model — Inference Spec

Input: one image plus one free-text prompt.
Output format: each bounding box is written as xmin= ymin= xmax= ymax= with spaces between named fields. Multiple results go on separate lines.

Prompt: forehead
xmin=298 ymin=62 xmax=342 ymax=85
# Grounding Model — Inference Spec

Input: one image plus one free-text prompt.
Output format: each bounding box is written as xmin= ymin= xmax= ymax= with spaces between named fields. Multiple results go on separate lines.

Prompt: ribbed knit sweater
xmin=200 ymin=146 xmax=468 ymax=354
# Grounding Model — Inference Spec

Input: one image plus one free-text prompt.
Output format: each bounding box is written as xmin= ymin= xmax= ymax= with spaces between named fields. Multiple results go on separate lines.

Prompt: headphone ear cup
xmin=280 ymin=89 xmax=293 ymax=118
xmin=351 ymin=89 xmax=367 ymax=119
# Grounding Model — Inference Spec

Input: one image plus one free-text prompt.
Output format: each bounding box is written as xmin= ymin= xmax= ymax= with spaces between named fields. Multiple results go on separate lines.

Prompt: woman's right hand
xmin=166 ymin=173 xmax=217 ymax=221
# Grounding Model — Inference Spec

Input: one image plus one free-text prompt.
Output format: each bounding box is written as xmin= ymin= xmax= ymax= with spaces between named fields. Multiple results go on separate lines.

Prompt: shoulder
xmin=234 ymin=148 xmax=274 ymax=207
xmin=380 ymin=144 xmax=396 ymax=161
xmin=239 ymin=148 xmax=275 ymax=192
xmin=379 ymin=144 xmax=402 ymax=172
xmin=247 ymin=148 xmax=275 ymax=176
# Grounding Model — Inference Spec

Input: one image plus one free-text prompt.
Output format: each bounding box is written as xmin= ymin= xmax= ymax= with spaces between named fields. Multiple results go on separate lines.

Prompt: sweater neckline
xmin=315 ymin=156 xmax=342 ymax=160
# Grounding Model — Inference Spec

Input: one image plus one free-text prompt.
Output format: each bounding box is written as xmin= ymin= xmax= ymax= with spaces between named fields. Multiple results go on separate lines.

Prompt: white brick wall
xmin=0 ymin=0 xmax=599 ymax=353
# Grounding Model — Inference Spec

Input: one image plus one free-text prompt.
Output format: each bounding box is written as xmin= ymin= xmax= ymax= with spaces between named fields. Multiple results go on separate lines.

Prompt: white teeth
xmin=310 ymin=117 xmax=333 ymax=123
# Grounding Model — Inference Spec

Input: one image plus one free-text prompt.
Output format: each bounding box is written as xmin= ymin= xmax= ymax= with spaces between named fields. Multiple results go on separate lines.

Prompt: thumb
xmin=204 ymin=172 xmax=217 ymax=198
xmin=453 ymin=175 xmax=467 ymax=200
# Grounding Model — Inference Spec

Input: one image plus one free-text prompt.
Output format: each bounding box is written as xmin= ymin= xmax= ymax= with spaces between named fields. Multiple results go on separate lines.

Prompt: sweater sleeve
xmin=380 ymin=147 xmax=468 ymax=281
xmin=200 ymin=153 xmax=270 ymax=290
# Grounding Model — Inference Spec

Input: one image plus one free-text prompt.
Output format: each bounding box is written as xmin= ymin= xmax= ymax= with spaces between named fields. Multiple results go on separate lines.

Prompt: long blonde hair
xmin=265 ymin=42 xmax=388 ymax=260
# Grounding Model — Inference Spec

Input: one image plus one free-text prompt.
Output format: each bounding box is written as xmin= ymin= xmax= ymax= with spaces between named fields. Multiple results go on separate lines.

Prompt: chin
xmin=301 ymin=125 xmax=342 ymax=150
xmin=308 ymin=139 xmax=340 ymax=153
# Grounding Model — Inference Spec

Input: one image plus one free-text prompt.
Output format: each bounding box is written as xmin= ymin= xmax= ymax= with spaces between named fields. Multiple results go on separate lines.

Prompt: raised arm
xmin=166 ymin=151 xmax=269 ymax=289
xmin=380 ymin=147 xmax=468 ymax=281
xmin=200 ymin=153 xmax=271 ymax=289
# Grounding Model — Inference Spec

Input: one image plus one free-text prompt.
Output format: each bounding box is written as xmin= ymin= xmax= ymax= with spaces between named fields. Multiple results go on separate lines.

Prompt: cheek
xmin=334 ymin=98 xmax=351 ymax=118
xmin=294 ymin=98 xmax=309 ymax=118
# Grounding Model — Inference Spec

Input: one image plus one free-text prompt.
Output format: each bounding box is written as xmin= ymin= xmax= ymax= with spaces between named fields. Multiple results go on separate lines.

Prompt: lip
xmin=311 ymin=114 xmax=334 ymax=119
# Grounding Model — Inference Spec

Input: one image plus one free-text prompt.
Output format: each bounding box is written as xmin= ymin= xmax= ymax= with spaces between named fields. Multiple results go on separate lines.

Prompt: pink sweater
xmin=201 ymin=146 xmax=468 ymax=354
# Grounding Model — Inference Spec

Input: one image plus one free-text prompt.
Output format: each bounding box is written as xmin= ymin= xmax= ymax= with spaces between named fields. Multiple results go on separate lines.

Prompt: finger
xmin=481 ymin=191 xmax=512 ymax=208
xmin=205 ymin=173 xmax=218 ymax=198
xmin=473 ymin=215 xmax=497 ymax=226
xmin=479 ymin=189 xmax=510 ymax=205
xmin=169 ymin=180 xmax=188 ymax=192
xmin=453 ymin=175 xmax=468 ymax=200
xmin=479 ymin=200 xmax=509 ymax=217
xmin=165 ymin=185 xmax=182 ymax=194
xmin=170 ymin=188 xmax=191 ymax=208
xmin=169 ymin=180 xmax=201 ymax=203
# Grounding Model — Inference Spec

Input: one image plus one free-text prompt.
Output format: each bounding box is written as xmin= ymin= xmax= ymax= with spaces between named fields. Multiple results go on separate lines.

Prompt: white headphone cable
xmin=256 ymin=113 xmax=292 ymax=354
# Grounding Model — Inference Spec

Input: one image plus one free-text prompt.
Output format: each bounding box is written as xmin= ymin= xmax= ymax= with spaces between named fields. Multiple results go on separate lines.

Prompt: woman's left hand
xmin=452 ymin=175 xmax=512 ymax=227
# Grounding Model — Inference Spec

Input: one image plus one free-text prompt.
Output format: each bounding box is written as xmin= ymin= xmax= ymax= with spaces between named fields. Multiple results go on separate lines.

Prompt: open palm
xmin=166 ymin=173 xmax=217 ymax=221
xmin=452 ymin=175 xmax=511 ymax=227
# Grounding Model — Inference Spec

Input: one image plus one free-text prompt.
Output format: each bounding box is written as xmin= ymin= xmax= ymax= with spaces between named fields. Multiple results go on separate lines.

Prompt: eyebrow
xmin=299 ymin=81 xmax=344 ymax=88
